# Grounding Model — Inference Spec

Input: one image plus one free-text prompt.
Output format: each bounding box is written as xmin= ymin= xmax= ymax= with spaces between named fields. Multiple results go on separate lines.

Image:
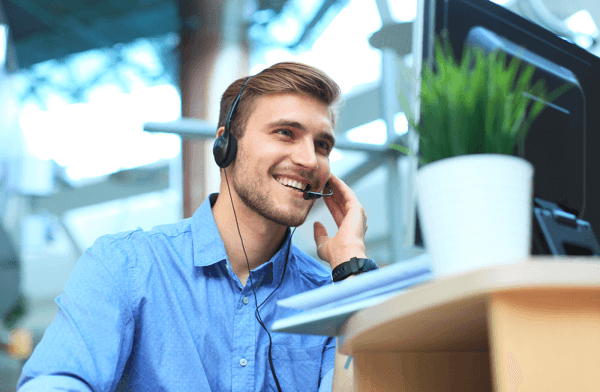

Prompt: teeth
xmin=276 ymin=177 xmax=306 ymax=191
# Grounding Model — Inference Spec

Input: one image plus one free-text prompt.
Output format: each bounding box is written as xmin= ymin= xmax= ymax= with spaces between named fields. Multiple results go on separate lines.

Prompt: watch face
xmin=361 ymin=259 xmax=377 ymax=272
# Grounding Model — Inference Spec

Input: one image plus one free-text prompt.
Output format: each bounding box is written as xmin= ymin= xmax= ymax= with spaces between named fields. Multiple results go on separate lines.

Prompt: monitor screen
xmin=414 ymin=0 xmax=600 ymax=247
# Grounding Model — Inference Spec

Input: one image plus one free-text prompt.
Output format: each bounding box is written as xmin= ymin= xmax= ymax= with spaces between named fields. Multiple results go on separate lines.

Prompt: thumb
xmin=313 ymin=221 xmax=328 ymax=257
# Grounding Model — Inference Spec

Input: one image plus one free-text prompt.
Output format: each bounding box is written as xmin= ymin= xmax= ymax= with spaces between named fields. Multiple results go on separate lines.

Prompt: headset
xmin=213 ymin=75 xmax=334 ymax=391
xmin=213 ymin=75 xmax=334 ymax=197
xmin=212 ymin=76 xmax=251 ymax=169
xmin=213 ymin=75 xmax=288 ymax=392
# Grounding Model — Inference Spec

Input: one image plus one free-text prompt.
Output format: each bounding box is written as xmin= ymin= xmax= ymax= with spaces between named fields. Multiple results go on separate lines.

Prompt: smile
xmin=275 ymin=176 xmax=309 ymax=192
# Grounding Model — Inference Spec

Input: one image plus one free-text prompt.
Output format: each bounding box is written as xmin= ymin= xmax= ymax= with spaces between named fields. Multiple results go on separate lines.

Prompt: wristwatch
xmin=331 ymin=257 xmax=378 ymax=282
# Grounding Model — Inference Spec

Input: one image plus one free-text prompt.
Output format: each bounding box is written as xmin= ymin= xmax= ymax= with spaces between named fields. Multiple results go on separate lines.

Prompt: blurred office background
xmin=1 ymin=0 xmax=599 ymax=389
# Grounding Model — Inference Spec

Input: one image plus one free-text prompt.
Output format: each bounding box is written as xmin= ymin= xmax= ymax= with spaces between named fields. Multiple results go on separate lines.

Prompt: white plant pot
xmin=416 ymin=154 xmax=534 ymax=277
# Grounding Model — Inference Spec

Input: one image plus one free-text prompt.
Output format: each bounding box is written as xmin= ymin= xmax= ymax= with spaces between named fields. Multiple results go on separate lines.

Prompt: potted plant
xmin=394 ymin=32 xmax=570 ymax=276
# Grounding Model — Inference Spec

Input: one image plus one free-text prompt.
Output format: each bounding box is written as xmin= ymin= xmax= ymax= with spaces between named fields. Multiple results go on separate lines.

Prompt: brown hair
xmin=217 ymin=62 xmax=341 ymax=139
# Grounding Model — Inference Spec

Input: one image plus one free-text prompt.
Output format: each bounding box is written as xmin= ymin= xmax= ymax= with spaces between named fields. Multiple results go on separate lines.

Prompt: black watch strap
xmin=331 ymin=257 xmax=378 ymax=282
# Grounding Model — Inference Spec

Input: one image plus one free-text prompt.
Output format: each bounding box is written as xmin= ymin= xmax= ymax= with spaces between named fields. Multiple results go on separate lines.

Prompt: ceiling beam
xmin=33 ymin=164 xmax=170 ymax=217
xmin=374 ymin=0 xmax=394 ymax=25
xmin=6 ymin=0 xmax=112 ymax=48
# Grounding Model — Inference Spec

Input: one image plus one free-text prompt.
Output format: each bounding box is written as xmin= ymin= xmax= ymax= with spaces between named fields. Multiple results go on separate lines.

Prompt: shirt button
xmin=242 ymin=297 xmax=249 ymax=305
xmin=240 ymin=358 xmax=247 ymax=367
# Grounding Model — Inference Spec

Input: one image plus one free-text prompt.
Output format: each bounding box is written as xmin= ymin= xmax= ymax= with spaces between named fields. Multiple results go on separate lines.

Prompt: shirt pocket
xmin=266 ymin=344 xmax=323 ymax=392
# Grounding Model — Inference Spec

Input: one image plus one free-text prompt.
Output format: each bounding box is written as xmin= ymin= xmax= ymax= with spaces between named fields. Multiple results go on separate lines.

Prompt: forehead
xmin=247 ymin=93 xmax=334 ymax=134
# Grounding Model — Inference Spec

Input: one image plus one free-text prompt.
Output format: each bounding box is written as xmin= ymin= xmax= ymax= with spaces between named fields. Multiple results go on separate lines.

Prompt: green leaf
xmin=406 ymin=31 xmax=571 ymax=165
xmin=389 ymin=143 xmax=428 ymax=165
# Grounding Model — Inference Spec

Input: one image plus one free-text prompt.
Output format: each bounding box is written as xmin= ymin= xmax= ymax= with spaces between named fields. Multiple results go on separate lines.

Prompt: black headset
xmin=214 ymin=75 xmax=333 ymax=202
xmin=213 ymin=75 xmax=288 ymax=392
xmin=213 ymin=76 xmax=252 ymax=168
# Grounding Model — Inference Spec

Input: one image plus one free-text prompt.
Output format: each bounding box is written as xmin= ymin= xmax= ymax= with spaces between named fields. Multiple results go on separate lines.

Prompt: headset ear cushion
xmin=221 ymin=133 xmax=237 ymax=168
xmin=214 ymin=75 xmax=249 ymax=168
xmin=213 ymin=132 xmax=238 ymax=168
xmin=213 ymin=135 xmax=226 ymax=168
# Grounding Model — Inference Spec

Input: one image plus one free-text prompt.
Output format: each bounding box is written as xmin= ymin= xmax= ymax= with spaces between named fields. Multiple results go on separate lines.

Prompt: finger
xmin=324 ymin=175 xmax=349 ymax=217
xmin=327 ymin=174 xmax=360 ymax=211
xmin=324 ymin=194 xmax=345 ymax=227
xmin=326 ymin=177 xmax=363 ymax=222
xmin=326 ymin=175 xmax=346 ymax=209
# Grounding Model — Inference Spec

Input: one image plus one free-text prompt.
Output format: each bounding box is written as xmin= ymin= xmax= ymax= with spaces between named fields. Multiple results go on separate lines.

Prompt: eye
xmin=276 ymin=128 xmax=293 ymax=137
xmin=316 ymin=140 xmax=332 ymax=154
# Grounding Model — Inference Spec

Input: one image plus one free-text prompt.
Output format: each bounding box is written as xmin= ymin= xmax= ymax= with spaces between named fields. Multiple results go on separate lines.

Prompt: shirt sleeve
xmin=318 ymin=336 xmax=336 ymax=392
xmin=18 ymin=236 xmax=136 ymax=392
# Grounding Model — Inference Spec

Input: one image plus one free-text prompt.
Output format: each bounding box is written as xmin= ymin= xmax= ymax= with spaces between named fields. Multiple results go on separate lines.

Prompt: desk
xmin=338 ymin=258 xmax=600 ymax=391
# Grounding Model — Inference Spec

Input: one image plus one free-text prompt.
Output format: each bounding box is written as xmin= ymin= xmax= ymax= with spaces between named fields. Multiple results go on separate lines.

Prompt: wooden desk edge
xmin=339 ymin=257 xmax=600 ymax=355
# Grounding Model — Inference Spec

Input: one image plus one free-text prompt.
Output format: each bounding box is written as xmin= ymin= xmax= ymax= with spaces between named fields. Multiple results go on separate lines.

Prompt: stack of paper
xmin=271 ymin=254 xmax=434 ymax=336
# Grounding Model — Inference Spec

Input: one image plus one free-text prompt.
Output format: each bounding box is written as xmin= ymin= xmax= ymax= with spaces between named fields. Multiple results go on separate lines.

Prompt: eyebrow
xmin=268 ymin=119 xmax=336 ymax=148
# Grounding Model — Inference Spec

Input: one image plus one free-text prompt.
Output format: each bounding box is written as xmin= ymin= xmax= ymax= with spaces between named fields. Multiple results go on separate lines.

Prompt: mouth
xmin=274 ymin=175 xmax=311 ymax=193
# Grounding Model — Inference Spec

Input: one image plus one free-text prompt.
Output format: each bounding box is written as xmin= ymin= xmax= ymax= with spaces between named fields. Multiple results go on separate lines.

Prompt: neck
xmin=212 ymin=185 xmax=289 ymax=284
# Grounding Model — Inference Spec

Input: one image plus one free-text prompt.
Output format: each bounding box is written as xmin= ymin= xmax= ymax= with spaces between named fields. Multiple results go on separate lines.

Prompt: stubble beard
xmin=230 ymin=152 xmax=314 ymax=228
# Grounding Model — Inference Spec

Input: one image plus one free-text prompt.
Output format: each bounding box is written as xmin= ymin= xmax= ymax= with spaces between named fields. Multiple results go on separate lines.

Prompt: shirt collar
xmin=191 ymin=193 xmax=294 ymax=284
xmin=191 ymin=193 xmax=228 ymax=268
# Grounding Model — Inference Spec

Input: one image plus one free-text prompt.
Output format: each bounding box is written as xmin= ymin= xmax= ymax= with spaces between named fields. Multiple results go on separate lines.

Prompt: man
xmin=18 ymin=62 xmax=373 ymax=391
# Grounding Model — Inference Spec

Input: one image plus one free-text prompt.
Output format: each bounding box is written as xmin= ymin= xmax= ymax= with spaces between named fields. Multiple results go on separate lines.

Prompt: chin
xmin=266 ymin=206 xmax=311 ymax=227
xmin=235 ymin=189 xmax=309 ymax=228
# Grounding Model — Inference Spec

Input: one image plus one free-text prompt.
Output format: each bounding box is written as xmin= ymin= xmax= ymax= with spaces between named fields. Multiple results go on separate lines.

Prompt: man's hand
xmin=313 ymin=174 xmax=367 ymax=270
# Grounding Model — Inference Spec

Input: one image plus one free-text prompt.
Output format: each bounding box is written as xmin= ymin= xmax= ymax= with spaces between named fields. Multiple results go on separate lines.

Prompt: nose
xmin=291 ymin=138 xmax=318 ymax=171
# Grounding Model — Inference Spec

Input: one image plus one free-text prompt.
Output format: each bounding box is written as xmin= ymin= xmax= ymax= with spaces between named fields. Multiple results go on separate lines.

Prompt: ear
xmin=216 ymin=126 xmax=225 ymax=139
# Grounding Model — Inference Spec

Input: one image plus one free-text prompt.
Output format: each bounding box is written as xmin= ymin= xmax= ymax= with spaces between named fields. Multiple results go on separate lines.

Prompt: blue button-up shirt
xmin=18 ymin=194 xmax=336 ymax=391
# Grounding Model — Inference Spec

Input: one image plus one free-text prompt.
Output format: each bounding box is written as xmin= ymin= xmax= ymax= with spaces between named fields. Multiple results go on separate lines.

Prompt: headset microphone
xmin=303 ymin=183 xmax=334 ymax=200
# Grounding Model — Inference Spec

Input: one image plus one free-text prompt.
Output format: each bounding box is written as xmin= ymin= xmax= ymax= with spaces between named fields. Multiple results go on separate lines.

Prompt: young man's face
xmin=231 ymin=92 xmax=335 ymax=227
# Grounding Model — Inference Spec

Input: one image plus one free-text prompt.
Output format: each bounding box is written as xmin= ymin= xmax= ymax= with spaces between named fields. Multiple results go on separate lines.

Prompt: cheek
xmin=253 ymin=142 xmax=284 ymax=163
xmin=318 ymin=158 xmax=330 ymax=181
xmin=239 ymin=140 xmax=276 ymax=167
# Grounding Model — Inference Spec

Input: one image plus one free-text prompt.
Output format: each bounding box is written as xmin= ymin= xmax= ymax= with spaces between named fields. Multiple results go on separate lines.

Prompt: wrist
xmin=331 ymin=257 xmax=378 ymax=283
xmin=331 ymin=247 xmax=366 ymax=269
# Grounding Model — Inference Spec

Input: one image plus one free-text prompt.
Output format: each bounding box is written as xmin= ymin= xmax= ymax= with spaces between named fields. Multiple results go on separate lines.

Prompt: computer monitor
xmin=413 ymin=0 xmax=600 ymax=252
